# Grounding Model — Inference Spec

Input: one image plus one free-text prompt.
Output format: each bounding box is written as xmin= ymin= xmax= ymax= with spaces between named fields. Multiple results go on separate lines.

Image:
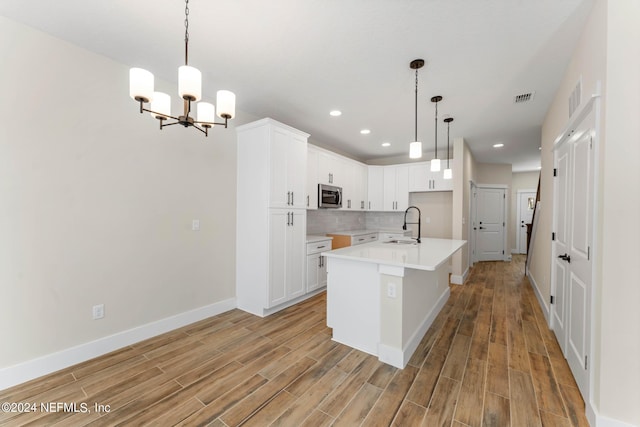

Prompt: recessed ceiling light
xmin=381 ymin=142 xmax=391 ymax=147
xmin=539 ymin=146 xmax=542 ymax=150
xmin=360 ymin=129 xmax=371 ymax=135
xmin=329 ymin=110 xmax=342 ymax=117
xmin=493 ymin=143 xmax=504 ymax=148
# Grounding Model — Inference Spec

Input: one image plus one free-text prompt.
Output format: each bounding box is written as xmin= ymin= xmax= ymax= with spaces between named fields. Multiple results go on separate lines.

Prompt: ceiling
xmin=0 ymin=0 xmax=594 ymax=171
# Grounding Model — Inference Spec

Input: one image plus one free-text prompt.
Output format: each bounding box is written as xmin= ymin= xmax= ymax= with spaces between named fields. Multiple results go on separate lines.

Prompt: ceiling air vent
xmin=514 ymin=92 xmax=535 ymax=104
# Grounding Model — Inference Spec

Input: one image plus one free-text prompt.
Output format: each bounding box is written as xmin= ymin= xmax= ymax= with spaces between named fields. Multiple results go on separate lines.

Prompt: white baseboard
xmin=588 ymin=401 xmax=639 ymax=427
xmin=0 ymin=298 xmax=236 ymax=391
xmin=450 ymin=267 xmax=469 ymax=285
xmin=378 ymin=287 xmax=450 ymax=368
xmin=527 ymin=271 xmax=549 ymax=325
xmin=511 ymin=248 xmax=519 ymax=254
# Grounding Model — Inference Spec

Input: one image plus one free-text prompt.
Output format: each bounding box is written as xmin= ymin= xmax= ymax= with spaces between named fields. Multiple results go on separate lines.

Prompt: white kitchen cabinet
xmin=343 ymin=161 xmax=368 ymax=210
xmin=318 ymin=151 xmax=344 ymax=186
xmin=269 ymin=210 xmax=306 ymax=307
xmin=408 ymin=162 xmax=453 ymax=192
xmin=367 ymin=166 xmax=384 ymax=211
xmin=306 ymin=238 xmax=331 ymax=292
xmin=383 ymin=165 xmax=409 ymax=211
xmin=236 ymin=118 xmax=310 ymax=316
xmin=306 ymin=147 xmax=319 ymax=209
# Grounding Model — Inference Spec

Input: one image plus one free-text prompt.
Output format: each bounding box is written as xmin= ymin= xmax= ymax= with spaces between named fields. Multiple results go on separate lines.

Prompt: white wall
xmin=530 ymin=0 xmax=640 ymax=424
xmin=0 ymin=17 xmax=244 ymax=370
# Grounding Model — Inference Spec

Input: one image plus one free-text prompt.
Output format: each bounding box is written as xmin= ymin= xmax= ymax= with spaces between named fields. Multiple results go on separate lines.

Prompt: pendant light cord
xmin=434 ymin=100 xmax=438 ymax=158
xmin=414 ymin=69 xmax=418 ymax=142
xmin=447 ymin=121 xmax=450 ymax=168
xmin=184 ymin=0 xmax=190 ymax=65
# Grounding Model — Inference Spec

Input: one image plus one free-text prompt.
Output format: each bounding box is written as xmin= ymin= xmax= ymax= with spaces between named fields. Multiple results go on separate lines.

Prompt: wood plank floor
xmin=0 ymin=255 xmax=591 ymax=426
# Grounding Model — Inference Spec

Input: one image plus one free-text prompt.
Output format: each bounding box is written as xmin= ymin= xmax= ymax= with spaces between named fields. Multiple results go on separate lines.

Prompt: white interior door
xmin=552 ymin=142 xmax=570 ymax=355
xmin=565 ymin=120 xmax=593 ymax=397
xmin=517 ymin=191 xmax=537 ymax=254
xmin=551 ymin=104 xmax=595 ymax=400
xmin=475 ymin=187 xmax=506 ymax=261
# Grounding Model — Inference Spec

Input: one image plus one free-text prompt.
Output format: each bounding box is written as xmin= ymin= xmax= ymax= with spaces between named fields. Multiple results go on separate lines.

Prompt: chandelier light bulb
xmin=178 ymin=65 xmax=202 ymax=101
xmin=150 ymin=92 xmax=171 ymax=119
xmin=129 ymin=68 xmax=154 ymax=102
xmin=216 ymin=90 xmax=236 ymax=119
xmin=197 ymin=102 xmax=215 ymax=127
xmin=443 ymin=168 xmax=452 ymax=180
xmin=409 ymin=141 xmax=423 ymax=159
xmin=431 ymin=158 xmax=441 ymax=172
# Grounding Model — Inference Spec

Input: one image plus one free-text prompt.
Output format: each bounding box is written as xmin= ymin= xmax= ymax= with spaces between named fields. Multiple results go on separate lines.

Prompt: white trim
xmin=0 ymin=298 xmax=236 ymax=391
xmin=378 ymin=287 xmax=450 ymax=368
xmin=259 ymin=287 xmax=326 ymax=317
xmin=527 ymin=271 xmax=549 ymax=324
xmin=587 ymin=402 xmax=638 ymax=427
xmin=450 ymin=266 xmax=469 ymax=285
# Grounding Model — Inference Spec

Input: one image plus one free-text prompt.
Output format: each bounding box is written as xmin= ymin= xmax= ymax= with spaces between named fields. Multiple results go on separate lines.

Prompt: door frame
xmin=470 ymin=184 xmax=509 ymax=262
xmin=549 ymin=88 xmax=601 ymax=417
xmin=516 ymin=189 xmax=537 ymax=254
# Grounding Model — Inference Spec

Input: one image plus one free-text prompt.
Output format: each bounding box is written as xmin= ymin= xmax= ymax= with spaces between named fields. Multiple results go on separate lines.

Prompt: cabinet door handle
xmin=307 ymin=195 xmax=309 ymax=207
xmin=369 ymin=201 xmax=371 ymax=210
xmin=287 ymin=191 xmax=291 ymax=205
xmin=291 ymin=212 xmax=294 ymax=226
xmin=291 ymin=192 xmax=294 ymax=205
xmin=286 ymin=212 xmax=290 ymax=226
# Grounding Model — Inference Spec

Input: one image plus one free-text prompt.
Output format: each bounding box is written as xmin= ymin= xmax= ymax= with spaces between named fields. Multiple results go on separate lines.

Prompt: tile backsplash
xmin=307 ymin=210 xmax=403 ymax=234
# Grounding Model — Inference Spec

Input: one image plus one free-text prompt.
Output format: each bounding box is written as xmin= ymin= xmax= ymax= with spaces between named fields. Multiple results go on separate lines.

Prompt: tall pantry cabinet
xmin=236 ymin=118 xmax=309 ymax=316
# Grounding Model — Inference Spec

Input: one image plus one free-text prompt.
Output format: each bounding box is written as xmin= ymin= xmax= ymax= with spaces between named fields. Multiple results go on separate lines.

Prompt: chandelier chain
xmin=184 ymin=0 xmax=190 ymax=64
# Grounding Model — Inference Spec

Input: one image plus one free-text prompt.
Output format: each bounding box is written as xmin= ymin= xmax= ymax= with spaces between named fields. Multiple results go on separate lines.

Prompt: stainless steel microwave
xmin=318 ymin=184 xmax=342 ymax=208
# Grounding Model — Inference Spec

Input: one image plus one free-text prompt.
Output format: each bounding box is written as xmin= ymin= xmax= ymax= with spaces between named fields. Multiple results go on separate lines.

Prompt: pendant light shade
xmin=430 ymin=95 xmax=443 ymax=172
xmin=408 ymin=59 xmax=425 ymax=159
xmin=129 ymin=68 xmax=154 ymax=103
xmin=150 ymin=91 xmax=171 ymax=119
xmin=197 ymin=102 xmax=215 ymax=127
xmin=178 ymin=65 xmax=202 ymax=101
xmin=409 ymin=141 xmax=422 ymax=159
xmin=443 ymin=116 xmax=454 ymax=179
xmin=216 ymin=90 xmax=236 ymax=119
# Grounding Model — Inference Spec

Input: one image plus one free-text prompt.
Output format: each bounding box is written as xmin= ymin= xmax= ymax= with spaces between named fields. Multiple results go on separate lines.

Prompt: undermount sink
xmin=383 ymin=239 xmax=417 ymax=245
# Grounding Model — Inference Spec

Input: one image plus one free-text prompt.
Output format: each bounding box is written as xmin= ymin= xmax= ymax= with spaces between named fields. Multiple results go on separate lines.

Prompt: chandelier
xmin=128 ymin=0 xmax=235 ymax=136
xmin=409 ymin=59 xmax=424 ymax=159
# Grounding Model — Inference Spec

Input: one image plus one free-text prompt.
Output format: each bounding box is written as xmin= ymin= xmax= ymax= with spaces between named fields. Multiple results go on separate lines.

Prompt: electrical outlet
xmin=387 ymin=283 xmax=396 ymax=298
xmin=425 ymin=217 xmax=431 ymax=224
xmin=192 ymin=219 xmax=200 ymax=231
xmin=92 ymin=304 xmax=104 ymax=320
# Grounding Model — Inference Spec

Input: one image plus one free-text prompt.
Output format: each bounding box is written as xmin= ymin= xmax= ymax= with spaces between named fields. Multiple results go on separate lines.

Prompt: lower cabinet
xmin=268 ymin=210 xmax=306 ymax=308
xmin=306 ymin=239 xmax=332 ymax=292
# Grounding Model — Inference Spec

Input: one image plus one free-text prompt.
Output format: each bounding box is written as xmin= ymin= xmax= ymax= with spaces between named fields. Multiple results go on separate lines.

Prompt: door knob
xmin=558 ymin=253 xmax=571 ymax=263
xmin=479 ymin=226 xmax=485 ymax=230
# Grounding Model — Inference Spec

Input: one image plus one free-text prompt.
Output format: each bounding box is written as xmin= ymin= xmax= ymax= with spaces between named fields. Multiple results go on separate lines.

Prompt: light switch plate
xmin=387 ymin=283 xmax=396 ymax=298
xmin=192 ymin=219 xmax=200 ymax=231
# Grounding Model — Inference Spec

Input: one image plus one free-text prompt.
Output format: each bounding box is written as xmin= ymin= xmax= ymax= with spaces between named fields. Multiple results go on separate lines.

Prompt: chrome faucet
xmin=403 ymin=206 xmax=421 ymax=243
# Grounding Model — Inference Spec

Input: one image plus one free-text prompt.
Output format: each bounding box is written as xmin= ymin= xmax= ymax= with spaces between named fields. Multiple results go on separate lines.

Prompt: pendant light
xmin=409 ymin=59 xmax=425 ymax=159
xmin=430 ymin=96 xmax=443 ymax=171
xmin=129 ymin=0 xmax=235 ymax=137
xmin=443 ymin=117 xmax=453 ymax=179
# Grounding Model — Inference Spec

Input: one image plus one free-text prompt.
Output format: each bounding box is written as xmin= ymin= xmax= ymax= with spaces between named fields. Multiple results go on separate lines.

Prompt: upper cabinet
xmin=307 ymin=147 xmax=319 ymax=209
xmin=308 ymin=145 xmax=368 ymax=211
xmin=367 ymin=166 xmax=384 ymax=211
xmin=383 ymin=165 xmax=409 ymax=211
xmin=237 ymin=118 xmax=309 ymax=210
xmin=408 ymin=162 xmax=453 ymax=192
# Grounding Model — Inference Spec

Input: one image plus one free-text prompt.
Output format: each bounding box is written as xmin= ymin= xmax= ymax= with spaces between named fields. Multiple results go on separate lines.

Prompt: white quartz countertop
xmin=306 ymin=235 xmax=334 ymax=243
xmin=325 ymin=229 xmax=409 ymax=237
xmin=322 ymin=238 xmax=467 ymax=271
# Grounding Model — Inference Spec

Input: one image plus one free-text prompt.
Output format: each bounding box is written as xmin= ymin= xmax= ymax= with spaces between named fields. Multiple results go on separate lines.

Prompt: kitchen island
xmin=322 ymin=238 xmax=466 ymax=368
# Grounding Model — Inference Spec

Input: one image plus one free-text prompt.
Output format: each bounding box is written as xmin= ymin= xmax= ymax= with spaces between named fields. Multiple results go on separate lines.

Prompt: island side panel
xmin=378 ymin=265 xmax=450 ymax=368
xmin=326 ymin=257 xmax=381 ymax=356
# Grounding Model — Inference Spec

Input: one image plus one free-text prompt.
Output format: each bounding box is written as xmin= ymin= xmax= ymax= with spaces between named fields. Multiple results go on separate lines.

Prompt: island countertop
xmin=322 ymin=237 xmax=466 ymax=271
